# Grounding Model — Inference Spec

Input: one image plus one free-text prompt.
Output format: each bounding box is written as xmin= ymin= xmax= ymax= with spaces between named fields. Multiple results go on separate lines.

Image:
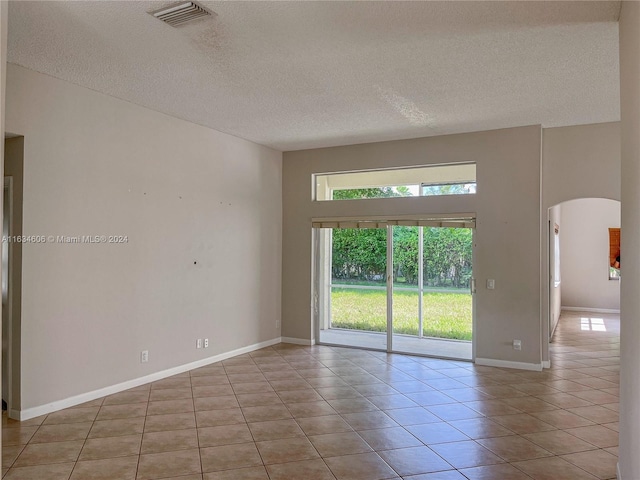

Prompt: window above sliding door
xmin=313 ymin=163 xmax=476 ymax=201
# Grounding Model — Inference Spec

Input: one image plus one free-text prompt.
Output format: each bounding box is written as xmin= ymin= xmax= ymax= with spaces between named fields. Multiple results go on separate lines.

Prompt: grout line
xmin=133 ymin=385 xmax=151 ymax=480
xmin=189 ymin=370 xmax=204 ymax=480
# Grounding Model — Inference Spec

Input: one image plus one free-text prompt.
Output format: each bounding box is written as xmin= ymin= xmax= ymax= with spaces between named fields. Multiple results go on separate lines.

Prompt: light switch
xmin=487 ymin=279 xmax=495 ymax=290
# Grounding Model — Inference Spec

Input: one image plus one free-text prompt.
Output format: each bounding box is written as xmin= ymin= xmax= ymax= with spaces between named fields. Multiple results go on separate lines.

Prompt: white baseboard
xmin=17 ymin=337 xmax=282 ymax=421
xmin=617 ymin=462 xmax=621 ymax=480
xmin=475 ymin=357 xmax=543 ymax=371
xmin=562 ymin=306 xmax=620 ymax=314
xmin=542 ymin=360 xmax=551 ymax=369
xmin=280 ymin=336 xmax=314 ymax=346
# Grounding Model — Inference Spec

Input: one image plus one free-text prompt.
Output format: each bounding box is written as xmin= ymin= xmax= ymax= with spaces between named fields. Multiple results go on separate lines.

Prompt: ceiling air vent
xmin=150 ymin=1 xmax=212 ymax=27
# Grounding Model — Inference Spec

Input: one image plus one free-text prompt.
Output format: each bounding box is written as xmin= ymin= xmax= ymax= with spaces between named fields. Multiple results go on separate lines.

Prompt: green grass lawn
xmin=330 ymin=288 xmax=472 ymax=341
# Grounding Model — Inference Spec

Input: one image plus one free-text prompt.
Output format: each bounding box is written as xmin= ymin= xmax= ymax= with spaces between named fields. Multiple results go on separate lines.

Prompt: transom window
xmin=314 ymin=163 xmax=476 ymax=201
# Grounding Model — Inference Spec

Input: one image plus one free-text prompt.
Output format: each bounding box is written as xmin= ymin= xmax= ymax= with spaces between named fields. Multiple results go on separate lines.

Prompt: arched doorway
xmin=546 ymin=198 xmax=621 ymax=361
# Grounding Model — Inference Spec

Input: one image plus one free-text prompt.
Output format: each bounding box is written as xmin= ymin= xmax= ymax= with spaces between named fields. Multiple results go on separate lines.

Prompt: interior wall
xmin=559 ymin=198 xmax=620 ymax=311
xmin=542 ymin=123 xmax=621 ymax=208
xmin=540 ymin=121 xmax=620 ymax=364
xmin=619 ymin=3 xmax=640 ymax=477
xmin=549 ymin=204 xmax=562 ymax=336
xmin=283 ymin=125 xmax=543 ymax=367
xmin=5 ymin=64 xmax=283 ymax=413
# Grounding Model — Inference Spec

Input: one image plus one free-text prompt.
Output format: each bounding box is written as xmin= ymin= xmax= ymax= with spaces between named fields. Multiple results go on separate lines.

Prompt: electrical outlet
xmin=276 ymin=318 xmax=281 ymax=328
xmin=141 ymin=350 xmax=149 ymax=363
xmin=204 ymin=338 xmax=209 ymax=348
xmin=196 ymin=339 xmax=203 ymax=349
xmin=513 ymin=339 xmax=522 ymax=351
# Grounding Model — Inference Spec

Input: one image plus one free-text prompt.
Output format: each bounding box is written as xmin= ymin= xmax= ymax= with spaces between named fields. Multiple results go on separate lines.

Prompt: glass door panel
xmin=315 ymin=224 xmax=473 ymax=360
xmin=391 ymin=226 xmax=421 ymax=352
xmin=317 ymin=227 xmax=388 ymax=350
xmin=392 ymin=226 xmax=473 ymax=359
xmin=423 ymin=227 xmax=473 ymax=339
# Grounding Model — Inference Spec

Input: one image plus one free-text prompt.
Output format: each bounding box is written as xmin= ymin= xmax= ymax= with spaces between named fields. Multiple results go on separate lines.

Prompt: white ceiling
xmin=7 ymin=1 xmax=621 ymax=151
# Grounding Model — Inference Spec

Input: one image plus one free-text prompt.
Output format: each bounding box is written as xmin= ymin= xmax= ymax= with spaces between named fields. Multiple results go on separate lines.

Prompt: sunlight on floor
xmin=581 ymin=317 xmax=607 ymax=331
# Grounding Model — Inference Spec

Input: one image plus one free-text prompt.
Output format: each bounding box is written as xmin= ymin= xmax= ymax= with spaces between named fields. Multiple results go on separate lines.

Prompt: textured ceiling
xmin=7 ymin=1 xmax=621 ymax=151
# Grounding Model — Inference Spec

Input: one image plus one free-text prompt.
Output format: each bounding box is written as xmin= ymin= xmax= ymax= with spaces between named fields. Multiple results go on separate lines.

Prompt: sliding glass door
xmin=315 ymin=222 xmax=473 ymax=360
xmin=391 ymin=225 xmax=422 ymax=346
xmin=392 ymin=226 xmax=473 ymax=358
xmin=316 ymin=226 xmax=388 ymax=350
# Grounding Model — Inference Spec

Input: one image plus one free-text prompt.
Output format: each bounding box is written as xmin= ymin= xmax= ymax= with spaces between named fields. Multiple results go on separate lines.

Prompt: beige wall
xmin=283 ymin=126 xmax=543 ymax=367
xmin=540 ymin=121 xmax=620 ymax=363
xmin=5 ymin=64 xmax=283 ymax=413
xmin=559 ymin=198 xmax=620 ymax=311
xmin=619 ymin=2 xmax=640 ymax=478
xmin=542 ymin=122 xmax=621 ymax=208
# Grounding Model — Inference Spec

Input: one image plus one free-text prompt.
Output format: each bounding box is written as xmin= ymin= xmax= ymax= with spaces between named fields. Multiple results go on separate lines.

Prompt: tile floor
xmin=2 ymin=311 xmax=619 ymax=479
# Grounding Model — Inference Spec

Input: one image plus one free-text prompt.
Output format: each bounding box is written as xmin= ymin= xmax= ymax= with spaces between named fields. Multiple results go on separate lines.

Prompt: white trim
xmin=475 ymin=358 xmax=543 ymax=371
xmin=280 ymin=337 xmax=314 ymax=346
xmin=542 ymin=360 xmax=551 ymax=369
xmin=617 ymin=462 xmax=621 ymax=480
xmin=562 ymin=306 xmax=620 ymax=314
xmin=16 ymin=337 xmax=281 ymax=421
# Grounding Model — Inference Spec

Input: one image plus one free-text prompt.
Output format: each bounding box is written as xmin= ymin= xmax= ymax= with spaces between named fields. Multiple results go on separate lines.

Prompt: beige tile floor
xmin=1 ymin=311 xmax=619 ymax=479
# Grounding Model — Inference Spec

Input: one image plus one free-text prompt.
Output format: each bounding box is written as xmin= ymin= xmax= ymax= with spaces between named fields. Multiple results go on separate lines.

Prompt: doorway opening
xmin=2 ymin=177 xmax=11 ymax=411
xmin=3 ymin=135 xmax=24 ymax=418
xmin=547 ymin=198 xmax=621 ymax=345
xmin=314 ymin=219 xmax=474 ymax=360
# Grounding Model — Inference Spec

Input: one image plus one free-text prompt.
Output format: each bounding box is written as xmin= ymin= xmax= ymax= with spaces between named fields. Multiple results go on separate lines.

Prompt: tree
xmin=422 ymin=183 xmax=476 ymax=196
xmin=328 ymin=185 xmax=472 ymax=288
xmin=423 ymin=227 xmax=472 ymax=287
xmin=332 ymin=228 xmax=386 ymax=282
xmin=332 ymin=226 xmax=472 ymax=287
xmin=393 ymin=227 xmax=419 ymax=284
xmin=333 ymin=187 xmax=403 ymax=200
xmin=332 ymin=187 xmax=397 ymax=283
